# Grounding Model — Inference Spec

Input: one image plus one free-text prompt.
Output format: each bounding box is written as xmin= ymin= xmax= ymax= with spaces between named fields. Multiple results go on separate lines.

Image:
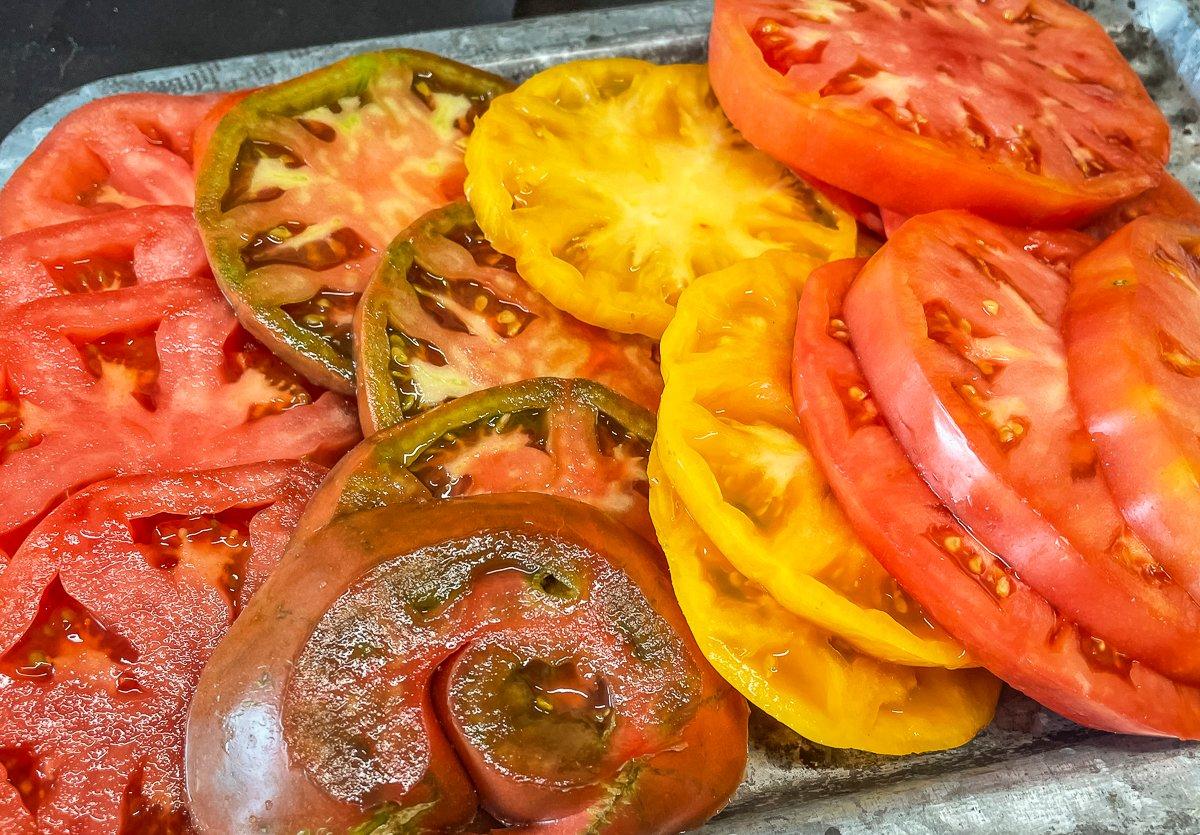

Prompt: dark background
xmin=1 ymin=0 xmax=656 ymax=137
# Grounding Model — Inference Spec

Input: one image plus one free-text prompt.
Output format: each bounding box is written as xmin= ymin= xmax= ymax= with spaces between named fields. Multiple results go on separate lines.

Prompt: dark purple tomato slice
xmin=794 ymin=257 xmax=1200 ymax=739
xmin=0 ymin=206 xmax=208 ymax=308
xmin=0 ymin=462 xmax=324 ymax=833
xmin=296 ymin=376 xmax=655 ymax=543
xmin=843 ymin=210 xmax=1200 ymax=683
xmin=355 ymin=200 xmax=662 ymax=432
xmin=1067 ymin=218 xmax=1200 ymax=600
xmin=186 ymin=494 xmax=747 ymax=834
xmin=195 ymin=50 xmax=513 ymax=393
xmin=0 ymin=276 xmax=358 ymax=555
xmin=0 ymin=93 xmax=220 ymax=236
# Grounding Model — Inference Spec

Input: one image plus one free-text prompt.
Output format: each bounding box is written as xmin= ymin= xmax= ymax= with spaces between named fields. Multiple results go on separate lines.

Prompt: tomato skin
xmin=355 ymin=201 xmax=662 ymax=432
xmin=795 ymin=258 xmax=1200 ymax=738
xmin=0 ymin=207 xmax=208 ymax=308
xmin=0 ymin=462 xmax=324 ymax=833
xmin=710 ymin=0 xmax=1168 ymax=226
xmin=843 ymin=211 xmax=1200 ymax=683
xmin=189 ymin=89 xmax=252 ymax=171
xmin=1086 ymin=175 xmax=1200 ymax=239
xmin=186 ymin=495 xmax=747 ymax=834
xmin=296 ymin=377 xmax=655 ymax=543
xmin=0 ymin=277 xmax=358 ymax=553
xmin=0 ymin=93 xmax=220 ymax=236
xmin=1066 ymin=218 xmax=1200 ymax=600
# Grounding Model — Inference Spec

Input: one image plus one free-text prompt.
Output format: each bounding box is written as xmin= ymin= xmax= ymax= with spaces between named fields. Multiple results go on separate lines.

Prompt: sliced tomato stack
xmin=791 ymin=211 xmax=1200 ymax=738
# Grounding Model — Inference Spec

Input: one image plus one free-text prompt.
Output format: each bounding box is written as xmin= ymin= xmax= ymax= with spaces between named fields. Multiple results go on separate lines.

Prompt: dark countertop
xmin=1 ymin=0 xmax=655 ymax=137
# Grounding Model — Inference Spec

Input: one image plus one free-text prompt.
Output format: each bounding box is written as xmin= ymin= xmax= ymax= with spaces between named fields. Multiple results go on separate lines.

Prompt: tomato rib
xmin=186 ymin=495 xmax=747 ymax=834
xmin=1067 ymin=218 xmax=1200 ymax=600
xmin=0 ymin=93 xmax=220 ymax=236
xmin=794 ymin=257 xmax=1200 ymax=738
xmin=354 ymin=201 xmax=661 ymax=432
xmin=0 ymin=462 xmax=324 ymax=832
xmin=843 ymin=211 xmax=1200 ymax=682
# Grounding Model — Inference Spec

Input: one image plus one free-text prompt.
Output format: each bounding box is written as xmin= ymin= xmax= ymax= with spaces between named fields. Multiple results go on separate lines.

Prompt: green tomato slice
xmin=195 ymin=49 xmax=512 ymax=392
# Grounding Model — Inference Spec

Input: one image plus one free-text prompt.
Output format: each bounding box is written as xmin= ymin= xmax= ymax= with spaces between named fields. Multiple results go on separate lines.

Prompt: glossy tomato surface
xmin=0 ymin=93 xmax=219 ymax=236
xmin=0 ymin=277 xmax=358 ymax=554
xmin=355 ymin=201 xmax=662 ymax=432
xmin=795 ymin=257 xmax=1200 ymax=738
xmin=1067 ymin=218 xmax=1200 ymax=599
xmin=843 ymin=210 xmax=1200 ymax=683
xmin=0 ymin=207 xmax=208 ymax=308
xmin=1086 ymin=174 xmax=1200 ymax=239
xmin=195 ymin=50 xmax=512 ymax=393
xmin=466 ymin=58 xmax=856 ymax=337
xmin=297 ymin=377 xmax=655 ymax=542
xmin=0 ymin=462 xmax=324 ymax=833
xmin=187 ymin=495 xmax=747 ymax=834
xmin=710 ymin=0 xmax=1169 ymax=224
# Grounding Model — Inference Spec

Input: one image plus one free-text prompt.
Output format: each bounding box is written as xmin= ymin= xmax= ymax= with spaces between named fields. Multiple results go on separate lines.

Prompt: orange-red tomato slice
xmin=843 ymin=211 xmax=1200 ymax=683
xmin=0 ymin=93 xmax=219 ymax=236
xmin=793 ymin=257 xmax=1200 ymax=738
xmin=710 ymin=0 xmax=1169 ymax=224
xmin=1067 ymin=218 xmax=1200 ymax=600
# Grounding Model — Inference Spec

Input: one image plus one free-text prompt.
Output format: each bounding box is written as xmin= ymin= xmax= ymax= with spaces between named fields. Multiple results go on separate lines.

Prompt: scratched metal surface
xmin=1 ymin=1 xmax=1199 ymax=831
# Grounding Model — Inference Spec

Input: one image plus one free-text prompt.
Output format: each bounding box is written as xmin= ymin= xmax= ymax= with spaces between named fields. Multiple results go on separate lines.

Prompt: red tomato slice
xmin=1086 ymin=174 xmax=1200 ymax=239
xmin=0 ymin=207 xmax=208 ymax=308
xmin=189 ymin=90 xmax=252 ymax=172
xmin=882 ymin=209 xmax=1095 ymax=275
xmin=1067 ymin=218 xmax=1200 ymax=599
xmin=0 ymin=277 xmax=358 ymax=554
xmin=843 ymin=211 xmax=1200 ymax=682
xmin=187 ymin=495 xmax=746 ymax=834
xmin=794 ymin=258 xmax=1200 ymax=738
xmin=0 ymin=93 xmax=220 ymax=236
xmin=710 ymin=0 xmax=1169 ymax=225
xmin=0 ymin=462 xmax=324 ymax=833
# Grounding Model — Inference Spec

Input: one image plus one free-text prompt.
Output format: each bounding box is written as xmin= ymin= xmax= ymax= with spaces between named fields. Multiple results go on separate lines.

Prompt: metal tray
xmin=2 ymin=1 xmax=1199 ymax=831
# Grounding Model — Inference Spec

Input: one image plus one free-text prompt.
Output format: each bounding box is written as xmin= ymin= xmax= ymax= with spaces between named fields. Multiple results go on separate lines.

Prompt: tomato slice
xmin=0 ymin=462 xmax=324 ymax=833
xmin=187 ymin=494 xmax=747 ymax=833
xmin=465 ymin=58 xmax=856 ymax=338
xmin=297 ymin=377 xmax=654 ymax=542
xmin=843 ymin=210 xmax=1200 ymax=682
xmin=710 ymin=0 xmax=1169 ymax=225
xmin=195 ymin=50 xmax=512 ymax=393
xmin=794 ymin=257 xmax=1200 ymax=738
xmin=1067 ymin=218 xmax=1200 ymax=600
xmin=355 ymin=201 xmax=662 ymax=432
xmin=0 ymin=277 xmax=358 ymax=554
xmin=648 ymin=453 xmax=1000 ymax=753
xmin=0 ymin=207 xmax=208 ymax=308
xmin=0 ymin=93 xmax=220 ymax=236
xmin=1085 ymin=174 xmax=1200 ymax=239
xmin=655 ymin=249 xmax=972 ymax=668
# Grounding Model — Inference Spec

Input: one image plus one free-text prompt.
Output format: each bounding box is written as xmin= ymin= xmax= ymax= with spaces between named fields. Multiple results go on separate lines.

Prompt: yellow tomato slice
xmin=656 ymin=250 xmax=970 ymax=668
xmin=649 ymin=453 xmax=1000 ymax=754
xmin=464 ymin=58 xmax=856 ymax=337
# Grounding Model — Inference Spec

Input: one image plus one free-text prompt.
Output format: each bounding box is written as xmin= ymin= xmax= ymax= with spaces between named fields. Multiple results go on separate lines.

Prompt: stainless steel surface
xmin=2 ymin=1 xmax=1198 ymax=831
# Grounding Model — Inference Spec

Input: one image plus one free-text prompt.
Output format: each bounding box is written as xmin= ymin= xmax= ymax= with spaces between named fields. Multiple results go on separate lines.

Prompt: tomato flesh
xmin=297 ymin=377 xmax=655 ymax=543
xmin=843 ymin=210 xmax=1200 ymax=682
xmin=195 ymin=50 xmax=512 ymax=393
xmin=0 ymin=93 xmax=219 ymax=236
xmin=1086 ymin=174 xmax=1200 ymax=239
xmin=186 ymin=495 xmax=747 ymax=834
xmin=794 ymin=257 xmax=1200 ymax=738
xmin=0 ymin=463 xmax=324 ymax=833
xmin=0 ymin=277 xmax=358 ymax=554
xmin=1067 ymin=218 xmax=1200 ymax=600
xmin=710 ymin=0 xmax=1169 ymax=224
xmin=355 ymin=201 xmax=662 ymax=432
